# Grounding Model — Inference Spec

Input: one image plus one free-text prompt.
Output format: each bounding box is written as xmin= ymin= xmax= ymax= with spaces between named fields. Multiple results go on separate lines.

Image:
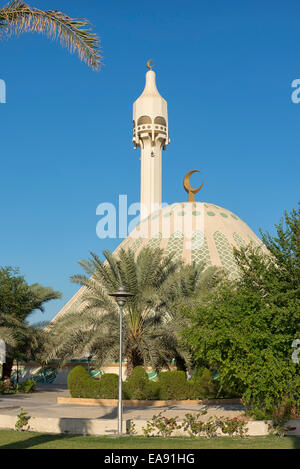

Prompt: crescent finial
xmin=183 ymin=170 xmax=204 ymax=202
xmin=146 ymin=59 xmax=154 ymax=71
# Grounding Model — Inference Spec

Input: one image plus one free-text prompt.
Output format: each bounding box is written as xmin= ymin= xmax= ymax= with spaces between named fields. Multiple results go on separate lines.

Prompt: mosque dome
xmin=54 ymin=62 xmax=266 ymax=320
xmin=115 ymin=201 xmax=265 ymax=279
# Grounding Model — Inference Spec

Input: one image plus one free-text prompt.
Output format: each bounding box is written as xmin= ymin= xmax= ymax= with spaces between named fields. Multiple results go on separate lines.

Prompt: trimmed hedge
xmin=123 ymin=366 xmax=160 ymax=400
xmin=68 ymin=366 xmax=99 ymax=398
xmin=158 ymin=370 xmax=189 ymax=400
xmin=188 ymin=368 xmax=217 ymax=399
xmin=67 ymin=366 xmax=119 ymax=399
xmin=158 ymin=369 xmax=217 ymax=400
xmin=67 ymin=365 xmax=217 ymax=400
xmin=98 ymin=373 xmax=118 ymax=399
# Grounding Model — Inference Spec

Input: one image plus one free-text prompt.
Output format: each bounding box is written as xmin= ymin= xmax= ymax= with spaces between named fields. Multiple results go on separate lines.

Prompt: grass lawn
xmin=0 ymin=430 xmax=299 ymax=449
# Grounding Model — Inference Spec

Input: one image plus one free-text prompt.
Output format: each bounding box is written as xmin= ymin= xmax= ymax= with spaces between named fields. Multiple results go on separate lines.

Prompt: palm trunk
xmin=126 ymin=348 xmax=143 ymax=379
xmin=2 ymin=360 xmax=13 ymax=387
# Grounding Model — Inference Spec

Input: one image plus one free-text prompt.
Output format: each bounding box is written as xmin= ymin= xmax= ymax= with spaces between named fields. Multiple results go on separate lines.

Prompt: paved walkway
xmin=0 ymin=384 xmax=245 ymax=421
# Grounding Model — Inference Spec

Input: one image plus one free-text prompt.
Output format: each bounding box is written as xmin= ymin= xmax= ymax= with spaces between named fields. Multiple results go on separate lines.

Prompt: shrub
xmin=145 ymin=380 xmax=160 ymax=400
xmin=0 ymin=379 xmax=16 ymax=395
xmin=15 ymin=408 xmax=31 ymax=432
xmin=124 ymin=367 xmax=160 ymax=400
xmin=158 ymin=371 xmax=189 ymax=400
xmin=98 ymin=373 xmax=118 ymax=399
xmin=188 ymin=368 xmax=217 ymax=399
xmin=182 ymin=411 xmax=219 ymax=438
xmin=215 ymin=416 xmax=248 ymax=437
xmin=125 ymin=366 xmax=149 ymax=399
xmin=18 ymin=379 xmax=36 ymax=393
xmin=67 ymin=365 xmax=100 ymax=398
xmin=68 ymin=366 xmax=119 ymax=399
xmin=142 ymin=412 xmax=182 ymax=437
xmin=67 ymin=365 xmax=218 ymax=401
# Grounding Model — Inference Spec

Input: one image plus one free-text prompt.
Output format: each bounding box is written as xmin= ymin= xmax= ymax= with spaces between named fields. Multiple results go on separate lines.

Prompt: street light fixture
xmin=109 ymin=285 xmax=134 ymax=436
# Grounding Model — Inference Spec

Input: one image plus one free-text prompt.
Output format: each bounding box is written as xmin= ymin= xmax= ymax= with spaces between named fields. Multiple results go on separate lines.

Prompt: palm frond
xmin=0 ymin=1 xmax=102 ymax=70
xmin=0 ymin=327 xmax=16 ymax=347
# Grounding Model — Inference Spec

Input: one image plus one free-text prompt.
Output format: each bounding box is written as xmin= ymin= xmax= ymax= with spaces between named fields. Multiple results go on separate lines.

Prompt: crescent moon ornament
xmin=146 ymin=59 xmax=154 ymax=70
xmin=183 ymin=170 xmax=204 ymax=202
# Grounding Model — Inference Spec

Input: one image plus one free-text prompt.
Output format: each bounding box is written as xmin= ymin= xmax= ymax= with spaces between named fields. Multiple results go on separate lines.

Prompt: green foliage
xmin=158 ymin=371 xmax=189 ymax=400
xmin=182 ymin=412 xmax=218 ymax=438
xmin=0 ymin=267 xmax=61 ymax=322
xmin=124 ymin=366 xmax=160 ymax=400
xmin=124 ymin=366 xmax=148 ymax=399
xmin=182 ymin=412 xmax=248 ymax=438
xmin=46 ymin=246 xmax=220 ymax=377
xmin=67 ymin=365 xmax=218 ymax=401
xmin=0 ymin=266 xmax=61 ymax=382
xmin=15 ymin=408 xmax=31 ymax=431
xmin=98 ymin=374 xmax=118 ymax=399
xmin=67 ymin=365 xmax=99 ymax=398
xmin=68 ymin=365 xmax=119 ymax=399
xmin=142 ymin=412 xmax=182 ymax=437
xmin=18 ymin=378 xmax=36 ymax=393
xmin=145 ymin=381 xmax=160 ymax=400
xmin=267 ymin=418 xmax=297 ymax=438
xmin=0 ymin=380 xmax=15 ymax=394
xmin=188 ymin=368 xmax=217 ymax=399
xmin=215 ymin=416 xmax=248 ymax=438
xmin=0 ymin=1 xmax=102 ymax=70
xmin=181 ymin=204 xmax=300 ymax=418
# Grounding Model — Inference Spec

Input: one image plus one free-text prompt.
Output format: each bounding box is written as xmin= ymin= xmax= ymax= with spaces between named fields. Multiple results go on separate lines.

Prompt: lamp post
xmin=109 ymin=285 xmax=134 ymax=436
xmin=85 ymin=353 xmax=93 ymax=375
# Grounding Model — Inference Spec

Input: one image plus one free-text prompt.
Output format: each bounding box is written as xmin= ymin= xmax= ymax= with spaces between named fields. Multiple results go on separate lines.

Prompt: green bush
xmin=0 ymin=380 xmax=4 ymax=394
xmin=188 ymin=368 xmax=217 ymax=399
xmin=68 ymin=366 xmax=119 ymax=399
xmin=125 ymin=366 xmax=149 ymax=400
xmin=18 ymin=379 xmax=36 ymax=394
xmin=124 ymin=367 xmax=160 ymax=400
xmin=158 ymin=371 xmax=190 ymax=400
xmin=145 ymin=380 xmax=160 ymax=400
xmin=68 ymin=365 xmax=100 ymax=398
xmin=98 ymin=373 xmax=118 ymax=399
xmin=67 ymin=365 xmax=219 ymax=401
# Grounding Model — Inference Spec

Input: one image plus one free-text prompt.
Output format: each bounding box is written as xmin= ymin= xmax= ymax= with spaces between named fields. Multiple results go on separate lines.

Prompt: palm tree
xmin=0 ymin=1 xmax=102 ymax=70
xmin=0 ymin=266 xmax=61 ymax=384
xmin=45 ymin=247 xmax=222 ymax=377
xmin=0 ymin=325 xmax=15 ymax=347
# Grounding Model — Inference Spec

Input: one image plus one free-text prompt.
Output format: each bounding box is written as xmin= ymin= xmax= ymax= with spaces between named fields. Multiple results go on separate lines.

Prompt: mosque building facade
xmin=11 ymin=63 xmax=266 ymax=384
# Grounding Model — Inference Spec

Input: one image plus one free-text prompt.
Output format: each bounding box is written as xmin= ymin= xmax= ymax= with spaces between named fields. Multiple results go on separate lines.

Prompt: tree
xmin=44 ymin=247 xmax=222 ymax=377
xmin=0 ymin=266 xmax=61 ymax=384
xmin=181 ymin=204 xmax=300 ymax=416
xmin=0 ymin=1 xmax=102 ymax=70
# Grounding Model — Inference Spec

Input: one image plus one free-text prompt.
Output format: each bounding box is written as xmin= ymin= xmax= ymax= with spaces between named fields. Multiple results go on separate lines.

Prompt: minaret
xmin=133 ymin=61 xmax=170 ymax=221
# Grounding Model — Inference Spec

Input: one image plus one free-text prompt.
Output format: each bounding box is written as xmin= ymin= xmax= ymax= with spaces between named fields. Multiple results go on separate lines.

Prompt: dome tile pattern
xmin=125 ymin=202 xmax=265 ymax=276
xmin=54 ymin=202 xmax=267 ymax=320
xmin=165 ymin=231 xmax=184 ymax=261
xmin=191 ymin=231 xmax=211 ymax=266
xmin=213 ymin=230 xmax=239 ymax=278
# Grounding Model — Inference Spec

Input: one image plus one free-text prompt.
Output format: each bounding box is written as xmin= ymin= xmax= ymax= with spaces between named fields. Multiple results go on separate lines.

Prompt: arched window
xmin=154 ymin=116 xmax=166 ymax=126
xmin=137 ymin=116 xmax=152 ymax=125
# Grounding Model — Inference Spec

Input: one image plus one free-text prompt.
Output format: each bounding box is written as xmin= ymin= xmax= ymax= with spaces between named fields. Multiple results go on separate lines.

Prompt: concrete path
xmin=0 ymin=384 xmax=245 ymax=421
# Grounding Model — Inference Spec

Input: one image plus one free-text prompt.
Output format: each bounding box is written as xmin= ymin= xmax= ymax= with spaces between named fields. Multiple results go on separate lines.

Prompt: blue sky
xmin=0 ymin=0 xmax=299 ymax=323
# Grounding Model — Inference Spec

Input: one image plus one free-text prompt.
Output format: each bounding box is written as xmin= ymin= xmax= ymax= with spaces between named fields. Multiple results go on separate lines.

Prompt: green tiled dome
xmin=116 ymin=202 xmax=265 ymax=279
